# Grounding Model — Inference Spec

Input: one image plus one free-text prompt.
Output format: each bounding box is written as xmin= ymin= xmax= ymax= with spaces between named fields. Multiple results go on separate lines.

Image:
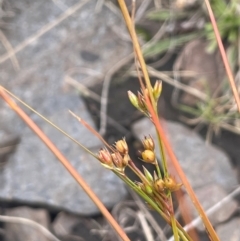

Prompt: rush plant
xmin=0 ymin=0 xmax=230 ymax=240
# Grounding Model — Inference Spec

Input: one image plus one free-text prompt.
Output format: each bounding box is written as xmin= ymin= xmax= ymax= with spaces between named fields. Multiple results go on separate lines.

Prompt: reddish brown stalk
xmin=69 ymin=110 xmax=115 ymax=152
xmin=204 ymin=0 xmax=240 ymax=112
xmin=0 ymin=87 xmax=130 ymax=241
xmin=176 ymin=190 xmax=199 ymax=241
xmin=128 ymin=160 xmax=149 ymax=184
xmin=144 ymin=93 xmax=220 ymax=241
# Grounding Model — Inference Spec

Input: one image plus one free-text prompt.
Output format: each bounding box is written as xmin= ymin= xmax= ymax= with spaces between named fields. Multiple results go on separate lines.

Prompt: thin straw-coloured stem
xmin=0 ymin=86 xmax=95 ymax=157
xmin=117 ymin=1 xmax=220 ymax=240
xmin=145 ymin=95 xmax=220 ymax=241
xmin=117 ymin=0 xmax=168 ymax=178
xmin=204 ymin=0 xmax=240 ymax=112
xmin=0 ymin=87 xmax=130 ymax=241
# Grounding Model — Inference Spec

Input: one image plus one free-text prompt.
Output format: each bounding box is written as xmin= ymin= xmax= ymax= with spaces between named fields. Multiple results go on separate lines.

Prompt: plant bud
xmin=115 ymin=138 xmax=128 ymax=155
xmin=153 ymin=80 xmax=162 ymax=101
xmin=128 ymin=91 xmax=139 ymax=109
xmin=154 ymin=178 xmax=165 ymax=193
xmin=141 ymin=150 xmax=155 ymax=163
xmin=144 ymin=184 xmax=153 ymax=195
xmin=123 ymin=154 xmax=130 ymax=167
xmin=142 ymin=136 xmax=155 ymax=151
xmin=164 ymin=177 xmax=182 ymax=192
xmin=98 ymin=149 xmax=113 ymax=167
xmin=137 ymin=92 xmax=147 ymax=111
xmin=139 ymin=182 xmax=153 ymax=195
xmin=143 ymin=166 xmax=153 ymax=182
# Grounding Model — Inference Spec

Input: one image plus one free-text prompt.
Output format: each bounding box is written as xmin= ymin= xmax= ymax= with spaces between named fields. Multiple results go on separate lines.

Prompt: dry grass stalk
xmin=0 ymin=215 xmax=60 ymax=241
xmin=117 ymin=0 xmax=220 ymax=240
xmin=0 ymin=86 xmax=131 ymax=241
xmin=204 ymin=0 xmax=240 ymax=112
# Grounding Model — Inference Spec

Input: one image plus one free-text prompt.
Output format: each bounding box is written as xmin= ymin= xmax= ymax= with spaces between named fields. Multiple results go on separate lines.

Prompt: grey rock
xmin=132 ymin=118 xmax=238 ymax=190
xmin=0 ymin=129 xmax=20 ymax=167
xmin=4 ymin=206 xmax=50 ymax=241
xmin=0 ymin=94 xmax=127 ymax=215
xmin=0 ymin=0 xmax=129 ymax=215
xmin=174 ymin=39 xmax=225 ymax=105
xmin=216 ymin=218 xmax=240 ymax=241
xmin=182 ymin=184 xmax=238 ymax=231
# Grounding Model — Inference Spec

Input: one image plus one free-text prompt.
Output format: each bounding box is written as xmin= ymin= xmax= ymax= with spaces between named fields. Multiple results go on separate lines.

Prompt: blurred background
xmin=0 ymin=0 xmax=240 ymax=240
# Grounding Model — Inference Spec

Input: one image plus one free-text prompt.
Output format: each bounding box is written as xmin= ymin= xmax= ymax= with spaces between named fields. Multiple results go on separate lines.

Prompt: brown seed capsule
xmin=164 ymin=177 xmax=182 ymax=192
xmin=115 ymin=138 xmax=128 ymax=155
xmin=137 ymin=92 xmax=147 ymax=111
xmin=141 ymin=150 xmax=155 ymax=163
xmin=98 ymin=149 xmax=113 ymax=167
xmin=111 ymin=152 xmax=124 ymax=170
xmin=142 ymin=136 xmax=155 ymax=151
xmin=122 ymin=154 xmax=130 ymax=167
xmin=154 ymin=178 xmax=165 ymax=193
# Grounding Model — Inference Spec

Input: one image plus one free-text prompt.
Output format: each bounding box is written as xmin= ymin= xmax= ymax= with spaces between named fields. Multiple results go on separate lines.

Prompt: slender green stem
xmin=154 ymin=158 xmax=162 ymax=178
xmin=118 ymin=0 xmax=169 ymax=178
xmin=1 ymin=87 xmax=97 ymax=158
xmin=178 ymin=230 xmax=191 ymax=241
xmin=168 ymin=190 xmax=179 ymax=241
xmin=114 ymin=171 xmax=193 ymax=241
xmin=156 ymin=131 xmax=168 ymax=177
xmin=171 ymin=214 xmax=179 ymax=241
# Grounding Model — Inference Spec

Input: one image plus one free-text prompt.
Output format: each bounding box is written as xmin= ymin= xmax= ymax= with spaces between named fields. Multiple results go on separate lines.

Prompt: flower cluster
xmin=128 ymin=80 xmax=162 ymax=115
xmin=98 ymin=139 xmax=130 ymax=173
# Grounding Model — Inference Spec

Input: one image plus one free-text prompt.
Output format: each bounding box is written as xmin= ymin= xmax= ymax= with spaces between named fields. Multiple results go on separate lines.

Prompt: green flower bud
xmin=153 ymin=80 xmax=162 ymax=101
xmin=128 ymin=91 xmax=139 ymax=109
xmin=143 ymin=166 xmax=153 ymax=182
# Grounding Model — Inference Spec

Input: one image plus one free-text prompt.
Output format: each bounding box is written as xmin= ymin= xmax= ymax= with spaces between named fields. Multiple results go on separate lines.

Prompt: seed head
xmin=164 ymin=177 xmax=182 ymax=192
xmin=122 ymin=154 xmax=130 ymax=167
xmin=98 ymin=149 xmax=113 ymax=167
xmin=115 ymin=138 xmax=128 ymax=155
xmin=142 ymin=136 xmax=155 ymax=151
xmin=154 ymin=178 xmax=165 ymax=193
xmin=141 ymin=150 xmax=155 ymax=164
xmin=111 ymin=152 xmax=128 ymax=172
